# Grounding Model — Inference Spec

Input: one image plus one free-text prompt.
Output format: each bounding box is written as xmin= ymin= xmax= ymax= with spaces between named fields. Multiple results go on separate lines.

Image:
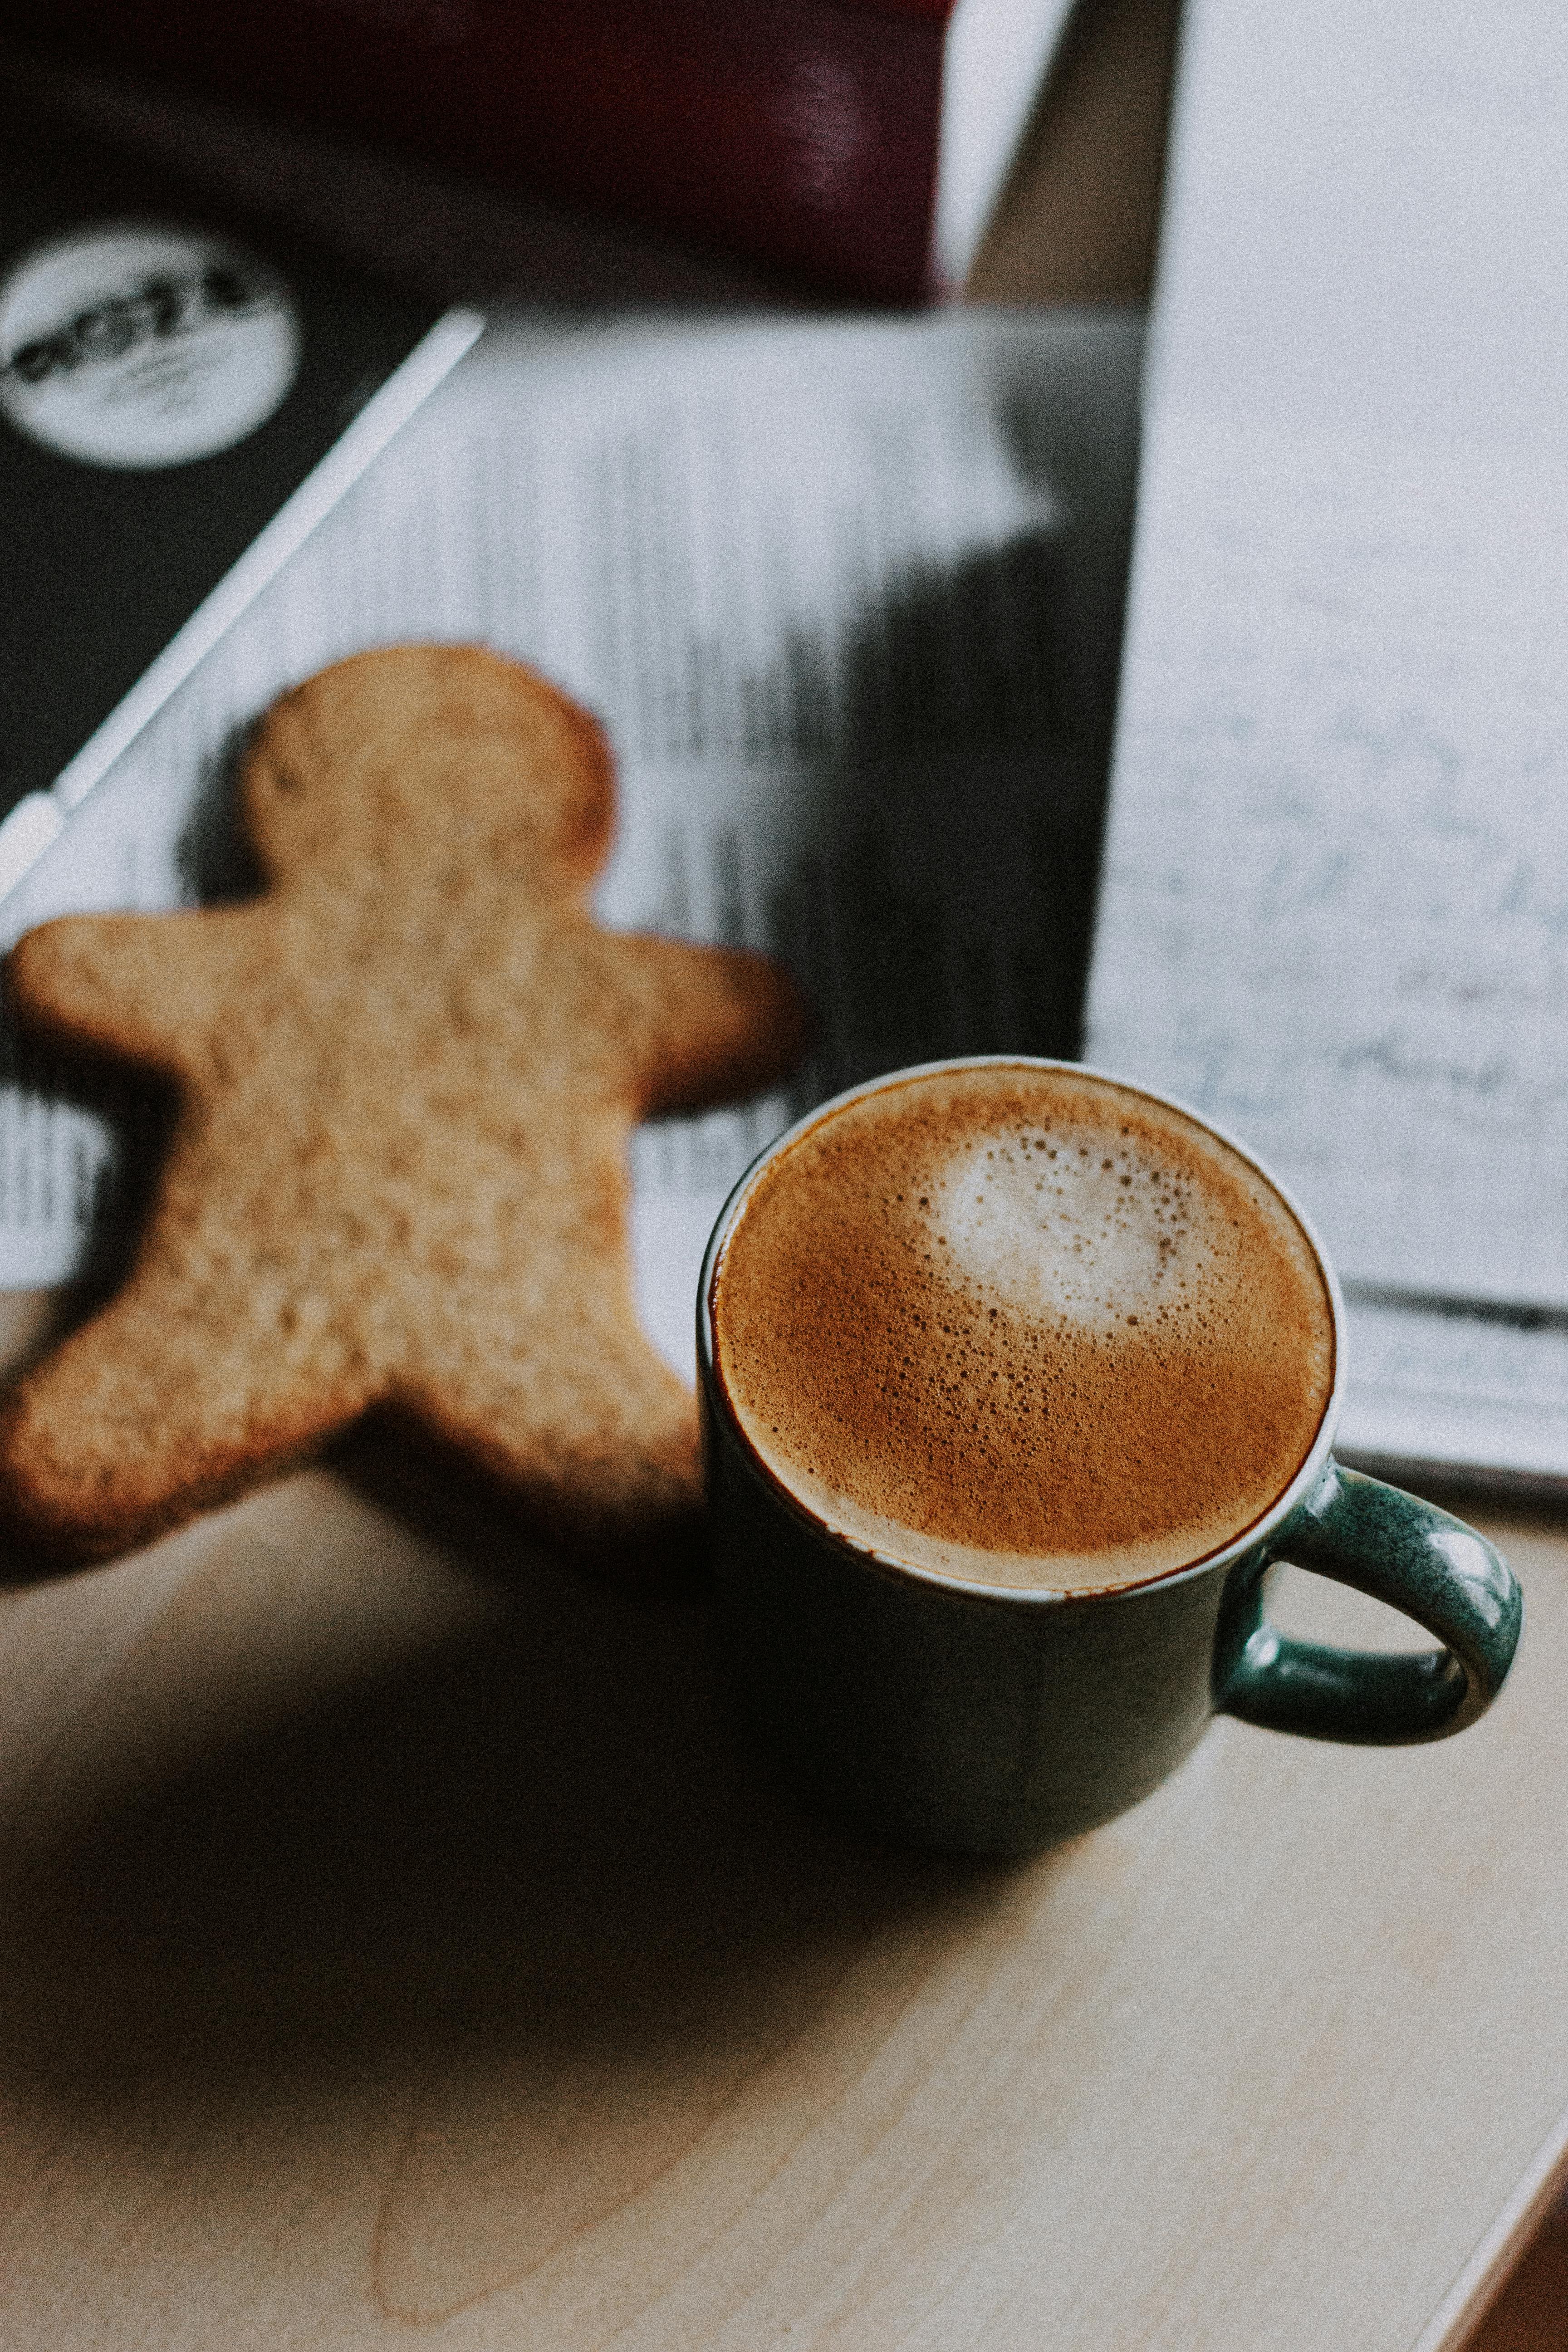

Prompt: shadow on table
xmin=0 ymin=1537 xmax=1026 ymax=2319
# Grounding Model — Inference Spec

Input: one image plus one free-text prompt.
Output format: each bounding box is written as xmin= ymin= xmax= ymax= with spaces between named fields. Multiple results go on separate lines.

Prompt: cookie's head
xmin=242 ymin=646 xmax=616 ymax=899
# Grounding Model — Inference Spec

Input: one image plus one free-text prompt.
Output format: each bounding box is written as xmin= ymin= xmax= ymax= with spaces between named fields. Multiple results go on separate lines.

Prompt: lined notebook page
xmin=1084 ymin=0 xmax=1568 ymax=1482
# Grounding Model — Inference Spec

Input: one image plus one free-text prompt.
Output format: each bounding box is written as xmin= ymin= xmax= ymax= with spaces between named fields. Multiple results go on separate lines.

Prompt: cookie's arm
xmin=618 ymin=936 xmax=809 ymax=1118
xmin=7 ymin=911 xmax=243 ymax=1078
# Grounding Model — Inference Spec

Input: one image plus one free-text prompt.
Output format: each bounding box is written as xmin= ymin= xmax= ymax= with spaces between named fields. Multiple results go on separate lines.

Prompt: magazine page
xmin=0 ymin=308 xmax=1142 ymax=1377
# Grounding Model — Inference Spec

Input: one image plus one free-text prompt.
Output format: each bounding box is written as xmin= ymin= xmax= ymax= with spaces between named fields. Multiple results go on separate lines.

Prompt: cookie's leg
xmin=0 ymin=1267 xmax=375 ymax=1563
xmin=389 ymin=1286 xmax=702 ymax=1573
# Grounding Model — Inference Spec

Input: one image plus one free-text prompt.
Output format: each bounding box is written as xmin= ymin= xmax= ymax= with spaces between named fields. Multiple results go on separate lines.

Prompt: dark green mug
xmin=696 ymin=1059 xmax=1522 ymax=1858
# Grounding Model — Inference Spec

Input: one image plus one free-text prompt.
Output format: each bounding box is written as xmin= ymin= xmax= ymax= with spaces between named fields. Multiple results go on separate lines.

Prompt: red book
xmin=13 ymin=0 xmax=1074 ymax=299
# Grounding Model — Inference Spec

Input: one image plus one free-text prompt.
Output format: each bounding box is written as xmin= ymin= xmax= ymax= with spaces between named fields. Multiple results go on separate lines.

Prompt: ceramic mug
xmin=696 ymin=1059 xmax=1523 ymax=1857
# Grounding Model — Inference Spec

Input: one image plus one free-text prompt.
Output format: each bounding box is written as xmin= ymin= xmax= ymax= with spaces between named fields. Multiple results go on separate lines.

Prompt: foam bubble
xmin=926 ymin=1121 xmax=1218 ymax=1333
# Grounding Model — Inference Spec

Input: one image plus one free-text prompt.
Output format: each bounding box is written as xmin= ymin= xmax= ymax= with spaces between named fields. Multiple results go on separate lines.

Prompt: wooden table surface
xmin=0 ymin=1290 xmax=1563 ymax=2352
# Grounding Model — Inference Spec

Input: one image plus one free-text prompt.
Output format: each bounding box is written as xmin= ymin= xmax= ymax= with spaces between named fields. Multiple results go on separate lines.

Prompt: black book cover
xmin=0 ymin=81 xmax=471 ymax=827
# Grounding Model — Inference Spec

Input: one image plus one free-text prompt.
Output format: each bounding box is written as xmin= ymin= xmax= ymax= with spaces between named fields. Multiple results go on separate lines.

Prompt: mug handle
xmin=1213 ymin=1459 xmax=1522 ymax=1743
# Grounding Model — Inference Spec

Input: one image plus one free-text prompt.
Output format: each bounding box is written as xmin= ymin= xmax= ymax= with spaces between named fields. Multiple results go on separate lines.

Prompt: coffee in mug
xmin=699 ymin=1059 xmax=1521 ymax=1856
xmin=711 ymin=1062 xmax=1335 ymax=1594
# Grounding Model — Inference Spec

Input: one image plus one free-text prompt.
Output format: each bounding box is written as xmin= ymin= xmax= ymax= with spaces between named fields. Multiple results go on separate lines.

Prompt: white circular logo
xmin=0 ymin=224 xmax=301 ymax=469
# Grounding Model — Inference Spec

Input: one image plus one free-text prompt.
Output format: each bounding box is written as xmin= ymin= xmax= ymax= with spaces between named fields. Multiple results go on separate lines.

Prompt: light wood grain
xmin=967 ymin=0 xmax=1183 ymax=308
xmin=1466 ymin=2200 xmax=1568 ymax=2352
xmin=0 ymin=1273 xmax=1563 ymax=2350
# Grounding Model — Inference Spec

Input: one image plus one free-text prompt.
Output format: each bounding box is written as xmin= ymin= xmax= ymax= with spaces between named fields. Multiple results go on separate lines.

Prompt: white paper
xmin=0 ymin=309 xmax=1140 ymax=1381
xmin=1084 ymin=0 xmax=1568 ymax=1484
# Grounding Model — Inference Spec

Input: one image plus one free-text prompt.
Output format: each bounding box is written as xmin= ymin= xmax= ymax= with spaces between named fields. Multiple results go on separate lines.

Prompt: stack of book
xmin=5 ymin=0 xmax=1086 ymax=299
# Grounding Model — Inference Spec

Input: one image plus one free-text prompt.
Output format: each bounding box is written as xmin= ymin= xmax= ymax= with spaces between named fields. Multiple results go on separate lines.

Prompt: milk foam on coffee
xmin=710 ymin=1064 xmax=1336 ymax=1592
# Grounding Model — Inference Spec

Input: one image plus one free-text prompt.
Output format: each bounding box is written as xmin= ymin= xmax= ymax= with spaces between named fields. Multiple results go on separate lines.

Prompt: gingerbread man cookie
xmin=0 ymin=646 xmax=806 ymax=1567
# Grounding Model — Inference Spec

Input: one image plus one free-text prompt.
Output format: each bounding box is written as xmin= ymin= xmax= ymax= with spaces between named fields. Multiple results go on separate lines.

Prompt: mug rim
xmin=697 ymin=1054 xmax=1345 ymax=1607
